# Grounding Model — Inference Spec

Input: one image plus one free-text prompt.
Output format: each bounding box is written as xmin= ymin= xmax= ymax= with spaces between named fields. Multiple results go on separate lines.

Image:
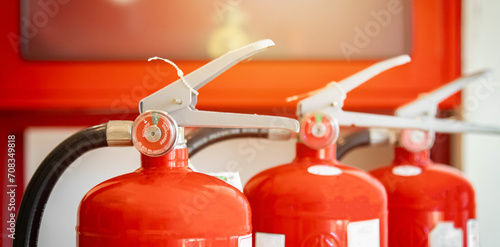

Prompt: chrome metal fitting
xmin=106 ymin=121 xmax=133 ymax=146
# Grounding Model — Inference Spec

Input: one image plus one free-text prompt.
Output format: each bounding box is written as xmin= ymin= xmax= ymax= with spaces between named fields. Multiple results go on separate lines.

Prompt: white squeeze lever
xmin=371 ymin=69 xmax=500 ymax=152
xmin=396 ymin=70 xmax=494 ymax=118
xmin=139 ymin=39 xmax=298 ymax=131
xmin=296 ymin=55 xmax=500 ymax=151
xmin=296 ymin=55 xmax=412 ymax=115
xmin=133 ymin=39 xmax=299 ymax=157
xmin=295 ymin=55 xmax=421 ymax=149
xmin=357 ymin=70 xmax=500 ymax=135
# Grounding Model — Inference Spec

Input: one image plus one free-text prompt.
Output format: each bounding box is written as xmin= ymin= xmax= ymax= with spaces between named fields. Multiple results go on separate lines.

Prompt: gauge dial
xmin=132 ymin=111 xmax=178 ymax=157
xmin=299 ymin=112 xmax=339 ymax=150
xmin=400 ymin=129 xmax=435 ymax=153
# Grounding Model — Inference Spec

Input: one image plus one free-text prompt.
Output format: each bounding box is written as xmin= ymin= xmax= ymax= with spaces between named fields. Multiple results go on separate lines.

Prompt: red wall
xmin=0 ymin=0 xmax=461 ymax=114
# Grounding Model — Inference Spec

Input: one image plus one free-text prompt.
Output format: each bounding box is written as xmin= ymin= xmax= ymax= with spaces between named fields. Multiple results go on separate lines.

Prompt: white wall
xmin=462 ymin=0 xmax=500 ymax=246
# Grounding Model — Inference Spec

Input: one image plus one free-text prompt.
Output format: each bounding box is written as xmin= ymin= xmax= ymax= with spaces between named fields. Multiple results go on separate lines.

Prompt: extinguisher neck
xmin=393 ymin=147 xmax=431 ymax=166
xmin=140 ymin=148 xmax=189 ymax=170
xmin=295 ymin=143 xmax=337 ymax=161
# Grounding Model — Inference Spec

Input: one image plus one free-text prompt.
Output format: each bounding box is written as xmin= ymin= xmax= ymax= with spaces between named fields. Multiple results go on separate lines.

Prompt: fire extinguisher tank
xmin=244 ymin=143 xmax=388 ymax=247
xmin=370 ymin=147 xmax=476 ymax=247
xmin=77 ymin=148 xmax=252 ymax=246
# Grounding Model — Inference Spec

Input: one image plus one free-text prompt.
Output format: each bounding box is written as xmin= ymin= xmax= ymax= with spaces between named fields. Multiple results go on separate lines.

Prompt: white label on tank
xmin=307 ymin=165 xmax=343 ymax=176
xmin=467 ymin=219 xmax=479 ymax=247
xmin=238 ymin=234 xmax=252 ymax=247
xmin=429 ymin=222 xmax=463 ymax=247
xmin=255 ymin=232 xmax=285 ymax=247
xmin=392 ymin=165 xmax=422 ymax=176
xmin=347 ymin=219 xmax=380 ymax=247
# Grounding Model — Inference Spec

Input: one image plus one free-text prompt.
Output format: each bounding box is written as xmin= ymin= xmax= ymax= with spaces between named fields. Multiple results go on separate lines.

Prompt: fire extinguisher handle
xmin=182 ymin=39 xmax=274 ymax=91
xmin=334 ymin=110 xmax=434 ymax=131
xmin=296 ymin=55 xmax=411 ymax=116
xmin=170 ymin=108 xmax=300 ymax=133
xmin=339 ymin=110 xmax=500 ymax=135
xmin=137 ymin=39 xmax=299 ymax=133
xmin=139 ymin=39 xmax=275 ymax=114
xmin=396 ymin=69 xmax=494 ymax=118
xmin=336 ymin=54 xmax=411 ymax=94
xmin=426 ymin=118 xmax=500 ymax=134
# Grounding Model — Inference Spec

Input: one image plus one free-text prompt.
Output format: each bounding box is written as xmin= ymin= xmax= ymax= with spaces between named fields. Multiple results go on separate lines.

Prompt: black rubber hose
xmin=187 ymin=128 xmax=269 ymax=157
xmin=336 ymin=129 xmax=371 ymax=160
xmin=14 ymin=124 xmax=108 ymax=247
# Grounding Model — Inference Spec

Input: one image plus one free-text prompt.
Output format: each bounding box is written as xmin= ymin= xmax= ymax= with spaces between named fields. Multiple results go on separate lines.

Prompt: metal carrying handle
xmin=336 ymin=54 xmax=411 ymax=94
xmin=394 ymin=69 xmax=500 ymax=153
xmin=364 ymin=69 xmax=500 ymax=151
xmin=396 ymin=70 xmax=493 ymax=118
xmin=335 ymin=110 xmax=500 ymax=134
xmin=392 ymin=69 xmax=500 ymax=135
xmin=297 ymin=54 xmax=500 ymax=135
xmin=139 ymin=39 xmax=299 ymax=133
xmin=297 ymin=55 xmax=411 ymax=115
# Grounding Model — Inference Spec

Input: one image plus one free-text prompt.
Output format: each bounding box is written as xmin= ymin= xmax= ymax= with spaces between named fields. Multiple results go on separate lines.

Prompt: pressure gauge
xmin=132 ymin=110 xmax=178 ymax=157
xmin=400 ymin=129 xmax=435 ymax=153
xmin=299 ymin=112 xmax=339 ymax=150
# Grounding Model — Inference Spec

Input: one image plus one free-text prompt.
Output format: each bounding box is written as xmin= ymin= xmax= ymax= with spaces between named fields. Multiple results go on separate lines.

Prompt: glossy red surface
xmin=244 ymin=143 xmax=388 ymax=246
xmin=77 ymin=148 xmax=251 ymax=246
xmin=370 ymin=147 xmax=475 ymax=247
xmin=0 ymin=0 xmax=461 ymax=112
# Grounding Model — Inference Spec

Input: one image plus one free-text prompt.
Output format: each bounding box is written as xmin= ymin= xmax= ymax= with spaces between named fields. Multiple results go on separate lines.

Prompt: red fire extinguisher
xmin=77 ymin=112 xmax=260 ymax=246
xmin=244 ymin=55 xmax=425 ymax=247
xmin=368 ymin=70 xmax=497 ymax=247
xmin=14 ymin=40 xmax=299 ymax=247
xmin=370 ymin=146 xmax=476 ymax=247
xmin=245 ymin=140 xmax=388 ymax=247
